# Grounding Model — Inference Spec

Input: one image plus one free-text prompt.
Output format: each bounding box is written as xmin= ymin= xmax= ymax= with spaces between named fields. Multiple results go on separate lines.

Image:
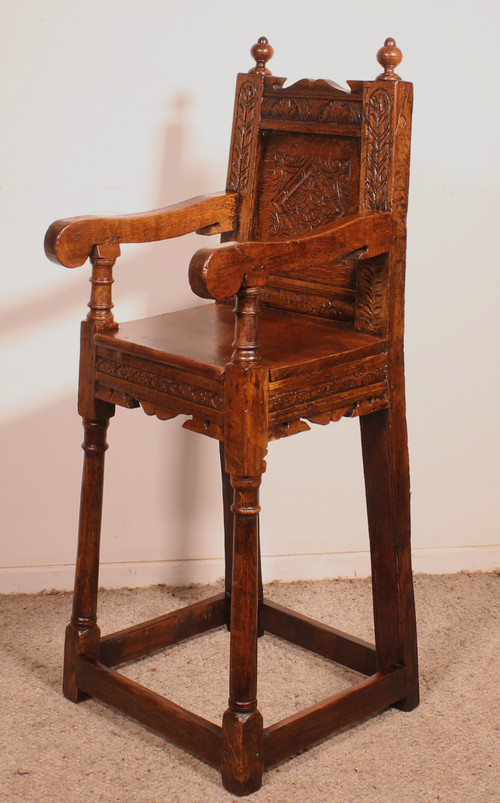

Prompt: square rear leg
xmin=360 ymin=406 xmax=419 ymax=711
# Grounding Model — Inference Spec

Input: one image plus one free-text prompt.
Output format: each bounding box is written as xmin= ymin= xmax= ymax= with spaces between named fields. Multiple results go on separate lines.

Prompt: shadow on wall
xmin=1 ymin=92 xmax=227 ymax=591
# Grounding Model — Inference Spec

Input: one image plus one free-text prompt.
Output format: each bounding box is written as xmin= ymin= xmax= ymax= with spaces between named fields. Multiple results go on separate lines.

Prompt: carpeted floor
xmin=1 ymin=572 xmax=499 ymax=802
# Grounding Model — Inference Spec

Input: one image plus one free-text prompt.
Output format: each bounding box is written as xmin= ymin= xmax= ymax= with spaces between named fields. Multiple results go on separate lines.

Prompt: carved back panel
xmin=224 ymin=42 xmax=413 ymax=335
xmin=253 ymin=131 xmax=360 ymax=240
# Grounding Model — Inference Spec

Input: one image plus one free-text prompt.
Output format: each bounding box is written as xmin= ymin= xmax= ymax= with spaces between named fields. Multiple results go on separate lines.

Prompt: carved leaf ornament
xmin=356 ymin=262 xmax=385 ymax=332
xmin=228 ymin=81 xmax=258 ymax=193
xmin=364 ymin=89 xmax=391 ymax=211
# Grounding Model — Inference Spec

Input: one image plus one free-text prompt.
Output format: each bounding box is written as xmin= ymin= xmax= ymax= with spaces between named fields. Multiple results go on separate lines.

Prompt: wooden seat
xmin=45 ymin=36 xmax=419 ymax=796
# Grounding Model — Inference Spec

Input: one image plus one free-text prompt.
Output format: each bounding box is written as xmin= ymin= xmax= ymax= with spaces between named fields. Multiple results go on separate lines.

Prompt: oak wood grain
xmin=45 ymin=192 xmax=238 ymax=268
xmin=263 ymin=667 xmax=406 ymax=768
xmin=76 ymin=660 xmax=222 ymax=768
xmin=261 ymin=598 xmax=377 ymax=675
xmin=189 ymin=212 xmax=391 ymax=300
xmin=99 ymin=592 xmax=226 ymax=667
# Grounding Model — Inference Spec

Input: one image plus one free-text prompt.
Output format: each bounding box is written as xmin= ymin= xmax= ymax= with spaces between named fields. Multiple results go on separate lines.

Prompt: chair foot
xmin=394 ymin=676 xmax=420 ymax=711
xmin=63 ymin=622 xmax=99 ymax=703
xmin=221 ymin=709 xmax=263 ymax=796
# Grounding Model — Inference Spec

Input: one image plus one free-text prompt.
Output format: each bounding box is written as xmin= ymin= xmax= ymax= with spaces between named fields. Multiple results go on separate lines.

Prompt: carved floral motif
xmin=227 ymin=81 xmax=258 ymax=193
xmin=261 ymin=96 xmax=362 ymax=125
xmin=96 ymin=358 xmax=224 ymax=411
xmin=267 ymin=152 xmax=351 ymax=237
xmin=270 ymin=363 xmax=387 ymax=412
xmin=364 ymin=88 xmax=391 ymax=211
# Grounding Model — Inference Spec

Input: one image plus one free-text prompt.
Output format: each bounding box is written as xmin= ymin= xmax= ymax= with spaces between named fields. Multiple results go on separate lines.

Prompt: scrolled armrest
xmin=189 ymin=211 xmax=392 ymax=301
xmin=45 ymin=191 xmax=238 ymax=268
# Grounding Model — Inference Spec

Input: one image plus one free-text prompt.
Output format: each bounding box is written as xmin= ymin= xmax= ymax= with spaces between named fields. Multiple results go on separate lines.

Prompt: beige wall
xmin=1 ymin=0 xmax=499 ymax=592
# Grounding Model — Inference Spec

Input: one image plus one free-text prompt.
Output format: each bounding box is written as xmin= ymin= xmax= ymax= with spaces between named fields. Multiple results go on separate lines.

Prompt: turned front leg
xmin=63 ymin=417 xmax=110 ymax=701
xmin=221 ymin=475 xmax=263 ymax=795
xmin=220 ymin=441 xmax=264 ymax=632
xmin=221 ymin=287 xmax=268 ymax=794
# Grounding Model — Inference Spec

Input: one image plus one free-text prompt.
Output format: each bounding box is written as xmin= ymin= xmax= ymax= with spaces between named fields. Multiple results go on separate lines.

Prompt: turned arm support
xmin=188 ymin=211 xmax=392 ymax=301
xmin=44 ymin=191 xmax=238 ymax=268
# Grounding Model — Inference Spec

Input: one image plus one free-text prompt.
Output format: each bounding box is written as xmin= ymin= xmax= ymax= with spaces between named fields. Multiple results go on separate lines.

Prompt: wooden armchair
xmin=45 ymin=37 xmax=418 ymax=796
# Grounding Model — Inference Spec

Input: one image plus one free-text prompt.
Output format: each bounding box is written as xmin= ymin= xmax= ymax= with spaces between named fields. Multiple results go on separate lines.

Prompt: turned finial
xmin=249 ymin=36 xmax=273 ymax=74
xmin=376 ymin=37 xmax=402 ymax=80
